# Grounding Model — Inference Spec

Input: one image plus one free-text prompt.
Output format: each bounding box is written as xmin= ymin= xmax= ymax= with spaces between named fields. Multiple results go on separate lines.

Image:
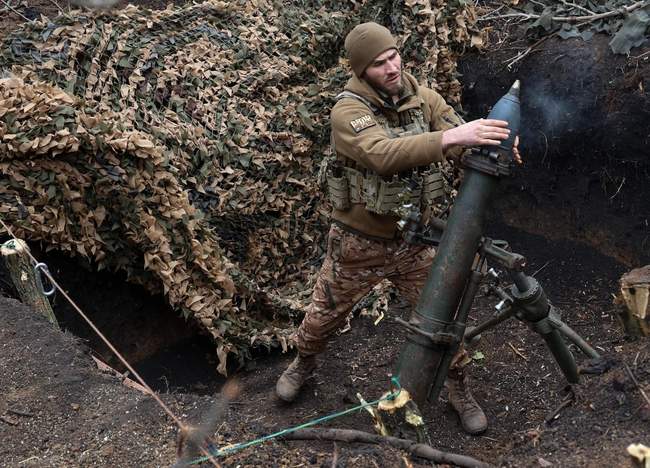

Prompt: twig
xmin=530 ymin=0 xmax=551 ymax=10
xmin=7 ymin=408 xmax=34 ymax=417
xmin=531 ymin=260 xmax=553 ymax=277
xmin=478 ymin=3 xmax=506 ymax=20
xmin=609 ymin=177 xmax=626 ymax=200
xmin=47 ymin=0 xmax=70 ymax=17
xmin=479 ymin=1 xmax=649 ymax=23
xmin=331 ymin=442 xmax=339 ymax=468
xmin=560 ymin=0 xmax=596 ymax=15
xmin=630 ymin=50 xmax=650 ymax=60
xmin=545 ymin=389 xmax=575 ymax=423
xmin=282 ymin=428 xmax=490 ymax=468
xmin=505 ymin=34 xmax=553 ymax=70
xmin=1 ymin=0 xmax=33 ymax=22
xmin=508 ymin=342 xmax=529 ymax=361
xmin=0 ymin=414 xmax=19 ymax=425
xmin=624 ymin=362 xmax=650 ymax=409
xmin=401 ymin=455 xmax=414 ymax=468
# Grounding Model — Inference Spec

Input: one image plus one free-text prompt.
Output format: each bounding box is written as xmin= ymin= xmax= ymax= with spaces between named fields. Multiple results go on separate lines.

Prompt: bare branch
xmin=560 ymin=0 xmax=596 ymax=16
xmin=479 ymin=1 xmax=649 ymax=24
xmin=504 ymin=34 xmax=554 ymax=70
xmin=282 ymin=428 xmax=490 ymax=468
xmin=624 ymin=362 xmax=650 ymax=409
xmin=508 ymin=342 xmax=529 ymax=361
xmin=1 ymin=0 xmax=33 ymax=22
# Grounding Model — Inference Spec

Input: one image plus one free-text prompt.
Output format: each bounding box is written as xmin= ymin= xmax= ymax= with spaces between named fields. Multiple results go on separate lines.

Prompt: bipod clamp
xmin=395 ymin=317 xmax=464 ymax=347
xmin=394 ymin=316 xmax=466 ymax=403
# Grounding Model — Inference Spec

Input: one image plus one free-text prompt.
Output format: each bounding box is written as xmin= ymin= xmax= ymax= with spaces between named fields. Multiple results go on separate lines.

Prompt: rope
xmin=0 ymin=217 xmax=221 ymax=466
xmin=187 ymin=376 xmax=402 ymax=465
xmin=1 ymin=216 xmax=403 ymax=467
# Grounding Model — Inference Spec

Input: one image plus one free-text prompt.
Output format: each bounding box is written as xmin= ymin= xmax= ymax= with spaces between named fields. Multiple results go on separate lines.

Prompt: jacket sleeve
xmin=421 ymin=87 xmax=467 ymax=161
xmin=330 ymin=100 xmax=445 ymax=176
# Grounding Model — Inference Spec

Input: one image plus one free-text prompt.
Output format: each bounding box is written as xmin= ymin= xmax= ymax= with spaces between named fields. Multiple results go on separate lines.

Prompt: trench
xmin=459 ymin=35 xmax=650 ymax=268
xmin=0 ymin=247 xmax=227 ymax=395
xmin=0 ymin=210 xmax=633 ymax=401
xmin=2 ymin=36 xmax=646 ymax=399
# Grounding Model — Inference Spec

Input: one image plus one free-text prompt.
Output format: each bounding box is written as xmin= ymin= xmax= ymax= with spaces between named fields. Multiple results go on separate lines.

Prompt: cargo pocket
xmin=339 ymin=230 xmax=373 ymax=263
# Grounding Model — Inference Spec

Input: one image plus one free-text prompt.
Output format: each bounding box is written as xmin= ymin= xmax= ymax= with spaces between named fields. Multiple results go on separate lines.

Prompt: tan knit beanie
xmin=344 ymin=22 xmax=398 ymax=78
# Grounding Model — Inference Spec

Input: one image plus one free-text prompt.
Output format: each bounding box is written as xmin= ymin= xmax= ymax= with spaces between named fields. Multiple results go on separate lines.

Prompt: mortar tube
xmin=395 ymin=168 xmax=500 ymax=406
xmin=395 ymin=80 xmax=521 ymax=407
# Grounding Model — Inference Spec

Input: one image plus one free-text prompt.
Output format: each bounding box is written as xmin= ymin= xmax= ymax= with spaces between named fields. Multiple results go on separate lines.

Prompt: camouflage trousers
xmin=295 ymin=223 xmax=468 ymax=369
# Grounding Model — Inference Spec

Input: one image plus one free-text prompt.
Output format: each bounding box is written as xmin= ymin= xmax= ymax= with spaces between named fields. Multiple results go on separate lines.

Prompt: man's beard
xmin=382 ymin=81 xmax=403 ymax=97
xmin=368 ymin=74 xmax=403 ymax=97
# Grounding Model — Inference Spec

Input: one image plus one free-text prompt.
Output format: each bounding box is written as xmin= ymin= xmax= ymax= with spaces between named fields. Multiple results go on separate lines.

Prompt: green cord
xmin=187 ymin=376 xmax=401 ymax=465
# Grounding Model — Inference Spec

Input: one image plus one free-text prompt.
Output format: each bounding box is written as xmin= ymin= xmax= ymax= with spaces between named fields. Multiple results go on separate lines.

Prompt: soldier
xmin=276 ymin=22 xmax=519 ymax=435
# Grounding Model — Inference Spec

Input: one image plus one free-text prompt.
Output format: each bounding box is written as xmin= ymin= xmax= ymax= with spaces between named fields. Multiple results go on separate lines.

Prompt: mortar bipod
xmin=396 ymin=216 xmax=601 ymax=395
xmin=463 ymin=236 xmax=601 ymax=383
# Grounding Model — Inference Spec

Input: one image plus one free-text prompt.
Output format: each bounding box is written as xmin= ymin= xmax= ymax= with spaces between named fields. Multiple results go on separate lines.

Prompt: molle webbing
xmin=326 ymin=91 xmax=445 ymax=215
xmin=327 ymin=166 xmax=444 ymax=214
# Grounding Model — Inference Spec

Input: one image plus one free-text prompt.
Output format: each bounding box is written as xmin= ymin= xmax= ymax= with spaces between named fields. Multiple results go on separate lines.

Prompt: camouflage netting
xmin=0 ymin=0 xmax=483 ymax=372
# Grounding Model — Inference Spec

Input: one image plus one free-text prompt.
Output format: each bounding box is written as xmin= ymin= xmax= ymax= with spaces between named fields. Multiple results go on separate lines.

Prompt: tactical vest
xmin=323 ymin=91 xmax=444 ymax=215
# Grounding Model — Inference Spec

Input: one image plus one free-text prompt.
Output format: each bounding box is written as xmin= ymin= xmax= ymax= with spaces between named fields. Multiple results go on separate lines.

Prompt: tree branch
xmin=1 ymin=0 xmax=33 ymax=22
xmin=282 ymin=428 xmax=490 ymax=468
xmin=624 ymin=362 xmax=650 ymax=409
xmin=479 ymin=0 xmax=649 ymax=24
xmin=560 ymin=0 xmax=596 ymax=16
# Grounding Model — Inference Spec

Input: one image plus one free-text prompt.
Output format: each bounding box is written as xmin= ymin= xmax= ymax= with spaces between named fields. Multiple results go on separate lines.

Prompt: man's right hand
xmin=441 ymin=119 xmax=510 ymax=151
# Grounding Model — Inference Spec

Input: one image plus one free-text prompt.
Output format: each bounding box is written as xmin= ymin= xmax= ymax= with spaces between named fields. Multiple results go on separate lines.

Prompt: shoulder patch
xmin=349 ymin=114 xmax=376 ymax=133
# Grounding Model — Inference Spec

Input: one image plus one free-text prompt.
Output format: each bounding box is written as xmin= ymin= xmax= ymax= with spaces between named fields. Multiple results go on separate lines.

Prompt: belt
xmin=331 ymin=219 xmax=402 ymax=243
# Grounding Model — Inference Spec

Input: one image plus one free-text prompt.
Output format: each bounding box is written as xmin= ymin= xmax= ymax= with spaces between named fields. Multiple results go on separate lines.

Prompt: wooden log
xmin=375 ymin=388 xmax=428 ymax=444
xmin=1 ymin=239 xmax=58 ymax=326
xmin=615 ymin=265 xmax=650 ymax=338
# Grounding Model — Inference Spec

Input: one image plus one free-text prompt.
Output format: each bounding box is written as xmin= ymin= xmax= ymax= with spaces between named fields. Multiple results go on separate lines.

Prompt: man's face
xmin=363 ymin=48 xmax=402 ymax=96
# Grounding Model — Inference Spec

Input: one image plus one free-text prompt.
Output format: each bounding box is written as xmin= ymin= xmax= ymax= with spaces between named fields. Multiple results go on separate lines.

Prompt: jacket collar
xmin=343 ymin=72 xmax=424 ymax=112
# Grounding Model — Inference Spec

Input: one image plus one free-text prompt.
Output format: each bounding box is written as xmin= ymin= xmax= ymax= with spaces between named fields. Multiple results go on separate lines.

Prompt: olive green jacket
xmin=329 ymin=72 xmax=465 ymax=239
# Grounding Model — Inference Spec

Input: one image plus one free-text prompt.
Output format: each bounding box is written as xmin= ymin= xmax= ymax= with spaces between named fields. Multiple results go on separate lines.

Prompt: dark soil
xmin=459 ymin=33 xmax=650 ymax=268
xmin=3 ymin=224 xmax=650 ymax=467
xmin=2 ymin=2 xmax=649 ymax=467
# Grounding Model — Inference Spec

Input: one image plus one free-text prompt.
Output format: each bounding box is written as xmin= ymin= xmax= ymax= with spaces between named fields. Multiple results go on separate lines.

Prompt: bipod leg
xmin=537 ymin=324 xmax=580 ymax=383
xmin=557 ymin=321 xmax=600 ymax=359
xmin=508 ymin=271 xmax=579 ymax=383
xmin=464 ymin=307 xmax=515 ymax=344
xmin=427 ymin=266 xmax=485 ymax=402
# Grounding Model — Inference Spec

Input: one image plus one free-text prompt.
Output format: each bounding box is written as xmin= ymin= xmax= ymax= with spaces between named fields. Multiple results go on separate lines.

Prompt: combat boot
xmin=447 ymin=372 xmax=488 ymax=435
xmin=276 ymin=354 xmax=317 ymax=402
